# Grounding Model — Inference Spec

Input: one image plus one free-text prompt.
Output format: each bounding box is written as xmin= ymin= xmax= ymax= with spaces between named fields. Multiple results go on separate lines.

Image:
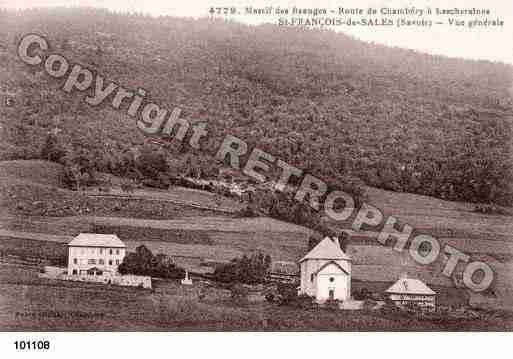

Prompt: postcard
xmin=0 ymin=0 xmax=512 ymax=356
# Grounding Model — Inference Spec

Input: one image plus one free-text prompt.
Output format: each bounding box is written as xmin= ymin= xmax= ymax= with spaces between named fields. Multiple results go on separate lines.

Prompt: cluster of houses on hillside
xmin=184 ymin=167 xmax=298 ymax=201
xmin=41 ymin=233 xmax=437 ymax=310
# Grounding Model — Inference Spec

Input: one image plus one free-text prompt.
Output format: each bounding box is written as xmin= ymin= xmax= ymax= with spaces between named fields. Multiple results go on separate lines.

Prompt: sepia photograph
xmin=0 ymin=0 xmax=512 ymax=354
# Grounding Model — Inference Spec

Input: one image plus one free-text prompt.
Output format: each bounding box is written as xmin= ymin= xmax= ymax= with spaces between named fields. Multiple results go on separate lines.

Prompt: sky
xmin=2 ymin=0 xmax=513 ymax=64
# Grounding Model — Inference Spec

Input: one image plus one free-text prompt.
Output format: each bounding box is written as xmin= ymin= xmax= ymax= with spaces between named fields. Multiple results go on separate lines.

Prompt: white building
xmin=298 ymin=237 xmax=351 ymax=302
xmin=67 ymin=233 xmax=126 ymax=277
xmin=385 ymin=274 xmax=436 ymax=309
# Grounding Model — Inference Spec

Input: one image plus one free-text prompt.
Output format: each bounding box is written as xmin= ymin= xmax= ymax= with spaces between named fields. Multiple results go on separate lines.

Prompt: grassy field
xmin=0 ymin=215 xmax=312 ymax=262
xmin=0 ymin=235 xmax=67 ymax=263
xmin=326 ymin=187 xmax=513 ymax=241
xmin=0 ymin=160 xmax=64 ymax=187
xmin=0 ymin=160 xmax=239 ymax=219
xmin=85 ymin=186 xmax=246 ymax=214
xmin=365 ymin=186 xmax=513 ymax=240
xmin=2 ymin=262 xmax=513 ymax=331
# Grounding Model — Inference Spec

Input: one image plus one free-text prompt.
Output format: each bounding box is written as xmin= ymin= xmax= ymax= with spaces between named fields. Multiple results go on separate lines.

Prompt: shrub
xmin=40 ymin=134 xmax=66 ymax=163
xmin=275 ymin=283 xmax=314 ymax=308
xmin=265 ymin=293 xmax=275 ymax=303
xmin=230 ymin=283 xmax=249 ymax=303
xmin=474 ymin=204 xmax=508 ymax=215
xmin=353 ymin=287 xmax=373 ymax=301
xmin=234 ymin=205 xmax=258 ymax=218
xmin=362 ymin=299 xmax=378 ymax=311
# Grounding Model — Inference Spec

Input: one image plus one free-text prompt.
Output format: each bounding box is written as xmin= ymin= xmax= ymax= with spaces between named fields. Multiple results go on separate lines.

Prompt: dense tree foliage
xmin=214 ymin=253 xmax=272 ymax=284
xmin=118 ymin=245 xmax=185 ymax=279
xmin=1 ymin=7 xmax=511 ymax=205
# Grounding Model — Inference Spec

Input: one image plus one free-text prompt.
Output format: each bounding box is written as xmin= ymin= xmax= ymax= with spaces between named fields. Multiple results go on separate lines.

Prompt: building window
xmin=99 ymin=259 xmax=105 ymax=265
xmin=88 ymin=259 xmax=96 ymax=265
xmin=100 ymin=248 xmax=103 ymax=254
xmin=72 ymin=269 xmax=78 ymax=275
xmin=115 ymin=249 xmax=120 ymax=255
xmin=109 ymin=260 xmax=113 ymax=265
xmin=109 ymin=249 xmax=113 ymax=255
xmin=310 ymin=274 xmax=314 ymax=282
xmin=115 ymin=259 xmax=120 ymax=265
xmin=329 ymin=277 xmax=335 ymax=283
xmin=73 ymin=258 xmax=78 ymax=264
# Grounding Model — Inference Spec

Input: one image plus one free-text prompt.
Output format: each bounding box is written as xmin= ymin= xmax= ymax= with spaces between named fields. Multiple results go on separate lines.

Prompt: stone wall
xmin=39 ymin=266 xmax=152 ymax=289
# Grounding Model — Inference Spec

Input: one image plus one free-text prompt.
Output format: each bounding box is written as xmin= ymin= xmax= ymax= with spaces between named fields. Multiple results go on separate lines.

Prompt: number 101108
xmin=14 ymin=340 xmax=50 ymax=350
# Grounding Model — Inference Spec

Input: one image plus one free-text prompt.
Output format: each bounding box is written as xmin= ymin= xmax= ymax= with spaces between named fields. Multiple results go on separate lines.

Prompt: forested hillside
xmin=1 ymin=7 xmax=512 ymax=206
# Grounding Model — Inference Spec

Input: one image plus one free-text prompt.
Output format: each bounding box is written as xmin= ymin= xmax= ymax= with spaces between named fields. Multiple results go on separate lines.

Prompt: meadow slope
xmin=1 ymin=160 xmax=513 ymax=310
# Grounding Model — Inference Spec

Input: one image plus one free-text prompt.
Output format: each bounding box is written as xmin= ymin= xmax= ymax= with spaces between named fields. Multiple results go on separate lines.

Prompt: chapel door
xmin=328 ymin=289 xmax=335 ymax=300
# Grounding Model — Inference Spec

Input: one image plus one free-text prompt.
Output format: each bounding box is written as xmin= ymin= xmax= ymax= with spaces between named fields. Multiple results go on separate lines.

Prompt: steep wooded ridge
xmin=1 ymin=7 xmax=512 ymax=205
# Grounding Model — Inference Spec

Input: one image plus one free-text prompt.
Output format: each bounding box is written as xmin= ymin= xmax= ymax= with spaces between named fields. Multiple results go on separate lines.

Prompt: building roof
xmin=299 ymin=237 xmax=351 ymax=263
xmin=68 ymin=233 xmax=126 ymax=248
xmin=385 ymin=276 xmax=436 ymax=295
xmin=313 ymin=260 xmax=349 ymax=275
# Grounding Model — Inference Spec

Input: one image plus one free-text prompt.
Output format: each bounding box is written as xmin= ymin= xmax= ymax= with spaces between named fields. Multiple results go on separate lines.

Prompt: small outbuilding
xmin=385 ymin=274 xmax=436 ymax=309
